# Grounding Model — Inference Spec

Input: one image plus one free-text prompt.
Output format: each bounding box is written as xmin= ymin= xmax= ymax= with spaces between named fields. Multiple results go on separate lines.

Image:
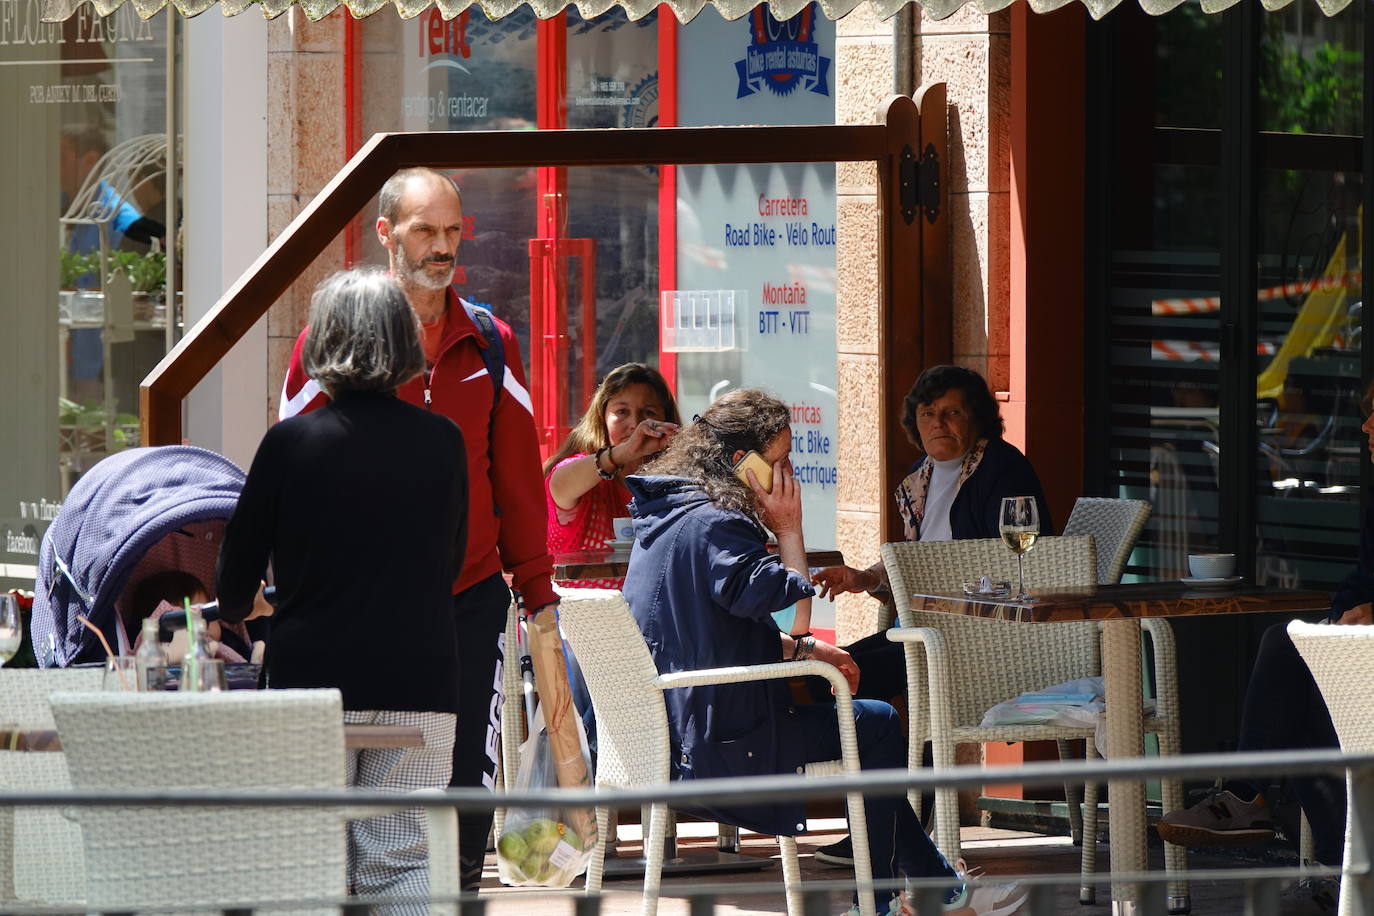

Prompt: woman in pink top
xmin=543 ymin=363 xmax=680 ymax=588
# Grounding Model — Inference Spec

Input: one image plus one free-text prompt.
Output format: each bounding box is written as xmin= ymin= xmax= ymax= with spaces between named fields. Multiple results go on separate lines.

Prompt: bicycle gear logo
xmin=735 ymin=3 xmax=830 ymax=99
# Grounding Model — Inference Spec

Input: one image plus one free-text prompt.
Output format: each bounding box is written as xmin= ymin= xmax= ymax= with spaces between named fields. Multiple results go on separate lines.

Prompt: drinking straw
xmin=183 ymin=598 xmax=195 ymax=691
xmin=76 ymin=614 xmax=130 ymax=691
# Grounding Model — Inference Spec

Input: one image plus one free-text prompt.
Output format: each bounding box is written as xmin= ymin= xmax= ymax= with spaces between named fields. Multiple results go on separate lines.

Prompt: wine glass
xmin=0 ymin=595 xmax=21 ymax=668
xmin=999 ymin=496 xmax=1041 ymax=602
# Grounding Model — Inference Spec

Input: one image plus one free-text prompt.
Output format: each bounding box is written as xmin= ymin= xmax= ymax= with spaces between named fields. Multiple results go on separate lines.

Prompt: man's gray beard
xmin=396 ymin=248 xmax=456 ymax=292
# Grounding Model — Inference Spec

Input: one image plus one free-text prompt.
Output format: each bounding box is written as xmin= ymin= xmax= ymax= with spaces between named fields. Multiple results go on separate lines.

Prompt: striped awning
xmin=41 ymin=0 xmax=1358 ymax=24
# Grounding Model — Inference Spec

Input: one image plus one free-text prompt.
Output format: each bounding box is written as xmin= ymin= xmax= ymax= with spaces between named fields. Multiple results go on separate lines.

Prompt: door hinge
xmin=918 ymin=143 xmax=940 ymax=224
xmin=899 ymin=144 xmax=917 ymax=225
xmin=899 ymin=143 xmax=940 ymax=226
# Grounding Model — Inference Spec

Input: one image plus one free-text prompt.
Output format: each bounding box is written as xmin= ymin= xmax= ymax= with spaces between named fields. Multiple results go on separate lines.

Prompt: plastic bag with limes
xmin=496 ymin=703 xmax=597 ymax=887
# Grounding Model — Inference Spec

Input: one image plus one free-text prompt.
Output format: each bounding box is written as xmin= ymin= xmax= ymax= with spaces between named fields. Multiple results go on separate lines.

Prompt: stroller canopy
xmin=32 ymin=446 xmax=245 ymax=667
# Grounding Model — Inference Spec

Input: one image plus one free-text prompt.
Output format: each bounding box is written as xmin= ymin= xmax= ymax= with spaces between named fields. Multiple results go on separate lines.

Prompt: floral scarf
xmin=894 ymin=438 xmax=988 ymax=541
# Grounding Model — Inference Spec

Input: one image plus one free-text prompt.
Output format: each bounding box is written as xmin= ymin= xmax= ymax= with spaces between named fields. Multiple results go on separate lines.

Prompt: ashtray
xmin=962 ymin=578 xmax=1012 ymax=598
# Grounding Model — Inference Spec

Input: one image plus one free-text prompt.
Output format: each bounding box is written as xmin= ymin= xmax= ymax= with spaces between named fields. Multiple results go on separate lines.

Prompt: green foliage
xmin=105 ymin=250 xmax=167 ymax=295
xmin=59 ymin=249 xmax=167 ymax=294
xmin=1260 ymin=27 xmax=1363 ymax=135
xmin=58 ymin=250 xmax=98 ymax=289
xmin=58 ymin=397 xmax=141 ymax=449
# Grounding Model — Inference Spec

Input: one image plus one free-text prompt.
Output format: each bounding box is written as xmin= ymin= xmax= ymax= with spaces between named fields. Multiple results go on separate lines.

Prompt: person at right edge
xmin=278 ymin=167 xmax=558 ymax=893
xmin=1154 ymin=392 xmax=1374 ymax=916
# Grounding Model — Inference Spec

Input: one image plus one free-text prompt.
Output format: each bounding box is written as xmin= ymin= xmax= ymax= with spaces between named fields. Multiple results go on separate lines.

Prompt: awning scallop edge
xmin=42 ymin=0 xmax=1355 ymax=28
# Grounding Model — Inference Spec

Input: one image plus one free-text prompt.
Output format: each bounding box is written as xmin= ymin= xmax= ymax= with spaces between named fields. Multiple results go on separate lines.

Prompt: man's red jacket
xmin=279 ymin=288 xmax=557 ymax=611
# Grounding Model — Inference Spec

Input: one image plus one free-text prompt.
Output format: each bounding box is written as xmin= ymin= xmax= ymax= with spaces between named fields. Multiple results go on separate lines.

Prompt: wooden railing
xmin=140 ymin=90 xmax=949 ymax=541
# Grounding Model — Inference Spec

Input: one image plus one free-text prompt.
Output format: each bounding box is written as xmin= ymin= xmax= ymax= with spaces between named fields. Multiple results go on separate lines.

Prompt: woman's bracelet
xmin=790 ymin=634 xmax=815 ymax=661
xmin=593 ymin=446 xmax=618 ymax=481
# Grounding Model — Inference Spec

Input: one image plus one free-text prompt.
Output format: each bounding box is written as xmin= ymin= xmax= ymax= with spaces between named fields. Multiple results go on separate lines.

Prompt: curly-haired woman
xmin=622 ymin=388 xmax=1026 ymax=916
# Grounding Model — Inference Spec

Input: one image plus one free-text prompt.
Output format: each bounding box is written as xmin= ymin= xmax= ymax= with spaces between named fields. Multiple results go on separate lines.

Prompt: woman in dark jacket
xmin=808 ymin=364 xmax=1052 ymax=870
xmin=813 ymin=364 xmax=1052 ymax=600
xmin=622 ymin=389 xmax=1025 ymax=916
xmin=217 ymin=268 xmax=467 ymax=914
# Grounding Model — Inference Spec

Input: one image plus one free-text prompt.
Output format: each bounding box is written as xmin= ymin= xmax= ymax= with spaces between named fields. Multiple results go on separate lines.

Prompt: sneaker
xmin=1279 ymin=876 xmax=1340 ymax=916
xmin=1155 ymin=782 xmax=1275 ymax=847
xmin=840 ymin=895 xmax=913 ymax=916
xmin=941 ymin=882 xmax=1029 ymax=915
xmin=816 ymin=835 xmax=855 ymax=867
xmin=845 ymin=878 xmax=1026 ymax=916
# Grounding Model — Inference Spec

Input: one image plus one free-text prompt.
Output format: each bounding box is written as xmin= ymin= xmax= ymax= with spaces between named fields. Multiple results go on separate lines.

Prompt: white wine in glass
xmin=0 ymin=595 xmax=21 ymax=667
xmin=999 ymin=496 xmax=1041 ymax=601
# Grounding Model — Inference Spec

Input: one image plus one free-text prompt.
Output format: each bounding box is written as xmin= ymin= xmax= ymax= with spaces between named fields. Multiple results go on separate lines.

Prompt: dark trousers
xmin=794 ymin=700 xmax=957 ymax=911
xmin=1233 ymin=621 xmax=1346 ymax=865
xmin=448 ymin=573 xmax=511 ymax=890
xmin=804 ymin=633 xmax=936 ymax=820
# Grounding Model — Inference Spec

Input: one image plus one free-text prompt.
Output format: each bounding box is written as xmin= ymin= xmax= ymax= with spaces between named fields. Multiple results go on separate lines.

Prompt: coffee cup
xmin=612 ymin=517 xmax=635 ymax=541
xmin=1188 ymin=553 xmax=1235 ymax=579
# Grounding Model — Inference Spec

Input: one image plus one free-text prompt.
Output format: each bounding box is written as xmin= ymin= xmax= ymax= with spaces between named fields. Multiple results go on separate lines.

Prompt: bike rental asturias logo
xmin=735 ymin=2 xmax=831 ymax=99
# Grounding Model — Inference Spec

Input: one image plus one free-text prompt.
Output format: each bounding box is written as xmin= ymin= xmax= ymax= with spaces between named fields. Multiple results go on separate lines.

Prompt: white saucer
xmin=1179 ymin=575 xmax=1243 ymax=588
xmin=605 ymin=539 xmax=635 ymax=551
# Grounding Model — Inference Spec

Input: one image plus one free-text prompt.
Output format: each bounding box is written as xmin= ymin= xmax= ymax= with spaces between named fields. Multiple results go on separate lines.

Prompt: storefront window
xmin=1 ymin=6 xmax=177 ymax=590
xmin=354 ymin=2 xmax=841 ymax=556
xmin=673 ymin=6 xmax=838 ymax=552
xmin=357 ymin=7 xmax=539 ymax=342
xmin=1090 ymin=1 xmax=1365 ymax=591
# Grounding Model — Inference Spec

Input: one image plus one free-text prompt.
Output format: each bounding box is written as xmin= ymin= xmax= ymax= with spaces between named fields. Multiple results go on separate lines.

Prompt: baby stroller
xmin=31 ymin=446 xmax=245 ymax=668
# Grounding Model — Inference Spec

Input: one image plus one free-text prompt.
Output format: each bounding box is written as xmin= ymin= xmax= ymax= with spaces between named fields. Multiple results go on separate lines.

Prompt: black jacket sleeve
xmin=952 ymin=438 xmax=1055 ymax=540
xmin=216 ymin=426 xmax=285 ymax=624
xmin=447 ymin=423 xmax=469 ymax=584
xmin=1330 ymin=500 xmax=1374 ymax=620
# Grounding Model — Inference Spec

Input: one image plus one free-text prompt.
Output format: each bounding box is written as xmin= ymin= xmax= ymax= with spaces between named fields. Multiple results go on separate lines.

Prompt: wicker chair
xmin=495 ymin=592 xmax=524 ymax=838
xmin=1287 ymin=621 xmax=1374 ymax=916
xmin=50 ymin=689 xmax=458 ymax=915
xmin=559 ymin=594 xmax=878 ymax=916
xmin=1063 ymin=497 xmax=1153 ymax=584
xmin=0 ymin=667 xmax=103 ymax=907
xmin=882 ymin=535 xmax=1186 ymax=906
xmin=496 ymin=588 xmax=619 ymax=837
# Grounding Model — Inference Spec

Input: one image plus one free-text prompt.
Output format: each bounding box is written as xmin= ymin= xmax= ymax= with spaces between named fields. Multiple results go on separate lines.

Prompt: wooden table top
xmin=910 ymin=580 xmax=1332 ymax=624
xmin=553 ymin=547 xmax=845 ymax=582
xmin=0 ymin=723 xmax=424 ymax=753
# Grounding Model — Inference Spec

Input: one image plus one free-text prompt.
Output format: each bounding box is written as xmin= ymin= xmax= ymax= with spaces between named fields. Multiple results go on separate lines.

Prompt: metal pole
xmin=162 ymin=10 xmax=177 ymax=362
xmin=892 ymin=3 xmax=914 ymax=98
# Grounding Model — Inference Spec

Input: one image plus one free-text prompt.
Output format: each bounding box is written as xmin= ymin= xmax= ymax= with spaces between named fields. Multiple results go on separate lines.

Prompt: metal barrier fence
xmin=2 ymin=747 xmax=1371 ymax=915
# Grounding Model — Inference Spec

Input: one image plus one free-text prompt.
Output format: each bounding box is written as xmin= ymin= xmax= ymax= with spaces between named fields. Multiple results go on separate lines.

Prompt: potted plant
xmin=106 ymin=251 xmax=166 ymax=321
xmin=57 ymin=250 xmax=98 ymax=322
xmin=58 ymin=397 xmax=140 ymax=454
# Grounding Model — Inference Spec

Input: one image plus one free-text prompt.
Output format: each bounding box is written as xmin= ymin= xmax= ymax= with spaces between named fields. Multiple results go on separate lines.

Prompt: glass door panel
xmin=526 ymin=9 xmax=661 ymax=452
xmin=1253 ymin=168 xmax=1363 ymax=589
xmin=358 ymin=9 xmax=539 ymax=354
xmin=1103 ymin=165 xmax=1225 ymax=579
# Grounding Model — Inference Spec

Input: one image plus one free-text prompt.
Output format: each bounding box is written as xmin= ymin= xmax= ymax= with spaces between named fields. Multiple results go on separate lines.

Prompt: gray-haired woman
xmin=217 ymin=268 xmax=468 ymax=914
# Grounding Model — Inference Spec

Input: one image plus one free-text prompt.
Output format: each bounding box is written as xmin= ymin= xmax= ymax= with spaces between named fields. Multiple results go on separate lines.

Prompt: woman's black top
xmin=217 ymin=390 xmax=467 ymax=713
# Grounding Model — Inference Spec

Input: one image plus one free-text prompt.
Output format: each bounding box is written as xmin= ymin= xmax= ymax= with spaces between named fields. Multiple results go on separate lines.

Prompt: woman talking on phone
xmin=622 ymin=389 xmax=1025 ymax=916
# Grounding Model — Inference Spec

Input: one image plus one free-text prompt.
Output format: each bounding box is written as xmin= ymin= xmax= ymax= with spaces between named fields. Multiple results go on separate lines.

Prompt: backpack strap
xmin=460 ymin=297 xmax=504 ymax=407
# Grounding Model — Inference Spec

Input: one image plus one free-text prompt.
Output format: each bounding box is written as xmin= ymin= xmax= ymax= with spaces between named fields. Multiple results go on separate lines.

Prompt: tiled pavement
xmin=476 ymin=820 xmax=1287 ymax=914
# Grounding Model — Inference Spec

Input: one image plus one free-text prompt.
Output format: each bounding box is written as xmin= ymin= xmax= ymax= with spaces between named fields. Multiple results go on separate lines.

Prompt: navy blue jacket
xmin=622 ymin=475 xmax=816 ymax=836
xmin=1330 ymin=500 xmax=1374 ymax=621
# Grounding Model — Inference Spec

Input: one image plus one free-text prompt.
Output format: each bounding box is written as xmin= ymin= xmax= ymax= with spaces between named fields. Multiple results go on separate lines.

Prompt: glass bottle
xmin=180 ymin=609 xmax=213 ymax=692
xmin=135 ymin=617 xmax=168 ymax=691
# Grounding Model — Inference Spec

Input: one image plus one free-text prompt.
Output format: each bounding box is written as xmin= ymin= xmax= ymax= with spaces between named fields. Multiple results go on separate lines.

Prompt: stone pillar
xmin=831 ymin=4 xmax=1011 ymax=646
xmin=917 ymin=7 xmax=1011 ymax=391
xmin=264 ymin=9 xmax=348 ymax=423
xmin=833 ymin=5 xmax=897 ymax=645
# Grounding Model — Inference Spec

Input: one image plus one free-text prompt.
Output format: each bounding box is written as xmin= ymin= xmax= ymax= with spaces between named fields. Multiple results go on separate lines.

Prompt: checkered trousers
xmin=344 ymin=709 xmax=456 ymax=915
